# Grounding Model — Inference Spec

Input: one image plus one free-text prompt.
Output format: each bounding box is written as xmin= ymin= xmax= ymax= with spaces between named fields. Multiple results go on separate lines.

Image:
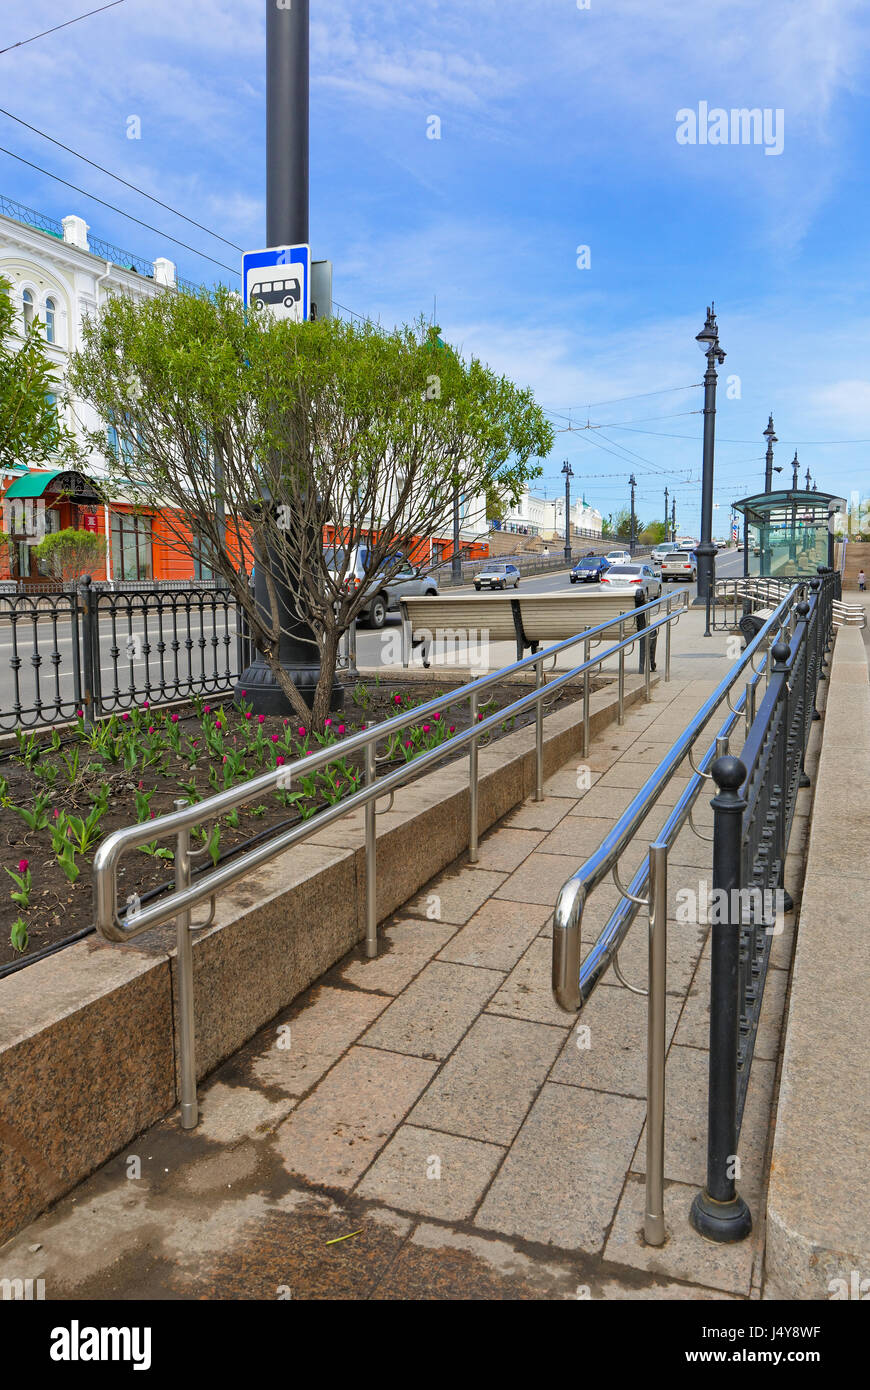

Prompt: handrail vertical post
xmin=582 ymin=638 xmax=591 ymax=758
xmin=534 ymin=657 xmax=544 ymax=802
xmin=364 ymin=743 xmax=378 ymax=957
xmin=665 ymin=609 xmax=672 ymax=682
xmin=618 ymin=620 xmax=625 ymax=724
xmin=644 ymin=840 xmax=668 ymax=1246
xmin=469 ymin=689 xmax=479 ymax=862
xmin=174 ymin=798 xmax=198 ymax=1130
xmin=690 ymin=755 xmax=752 ymax=1242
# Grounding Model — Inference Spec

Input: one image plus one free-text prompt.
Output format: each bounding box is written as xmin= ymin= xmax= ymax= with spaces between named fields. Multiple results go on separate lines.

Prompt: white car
xmin=600 ymin=562 xmax=662 ymax=601
xmin=651 ymin=542 xmax=681 ymax=565
xmin=661 ymin=548 xmax=698 ymax=582
xmin=605 ymin=549 xmax=632 ymax=565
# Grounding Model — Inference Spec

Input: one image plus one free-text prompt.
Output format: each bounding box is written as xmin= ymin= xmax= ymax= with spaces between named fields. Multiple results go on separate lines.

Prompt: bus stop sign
xmin=243 ymin=245 xmax=311 ymax=322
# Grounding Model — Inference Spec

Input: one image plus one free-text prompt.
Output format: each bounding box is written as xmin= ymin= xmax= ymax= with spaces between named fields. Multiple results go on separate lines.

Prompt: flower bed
xmin=0 ymin=673 xmax=602 ymax=968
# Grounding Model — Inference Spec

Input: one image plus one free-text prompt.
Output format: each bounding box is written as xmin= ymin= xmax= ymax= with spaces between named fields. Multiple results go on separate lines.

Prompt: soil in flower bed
xmin=0 ymin=672 xmax=605 ymax=969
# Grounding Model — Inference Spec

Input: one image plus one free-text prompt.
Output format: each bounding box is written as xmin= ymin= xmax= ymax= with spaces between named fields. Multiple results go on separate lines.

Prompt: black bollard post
xmin=690 ymin=754 xmax=753 ymax=1243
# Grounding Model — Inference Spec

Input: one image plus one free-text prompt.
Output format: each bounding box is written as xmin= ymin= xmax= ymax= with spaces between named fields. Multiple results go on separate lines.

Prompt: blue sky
xmin=3 ymin=0 xmax=870 ymax=532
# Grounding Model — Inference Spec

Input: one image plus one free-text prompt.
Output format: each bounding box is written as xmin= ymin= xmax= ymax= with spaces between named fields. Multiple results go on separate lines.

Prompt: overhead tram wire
xmin=0 ymin=106 xmax=244 ymax=254
xmin=0 ymin=146 xmax=239 ymax=277
xmin=0 ymin=1 xmax=125 ymax=57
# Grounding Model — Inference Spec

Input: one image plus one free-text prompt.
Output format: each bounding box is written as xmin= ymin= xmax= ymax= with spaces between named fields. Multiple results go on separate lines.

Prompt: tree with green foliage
xmin=0 ymin=276 xmax=79 ymax=474
xmin=611 ymin=507 xmax=642 ymax=541
xmin=638 ymin=520 xmax=667 ymax=545
xmin=33 ymin=527 xmax=106 ymax=582
xmin=69 ymin=290 xmax=553 ymax=722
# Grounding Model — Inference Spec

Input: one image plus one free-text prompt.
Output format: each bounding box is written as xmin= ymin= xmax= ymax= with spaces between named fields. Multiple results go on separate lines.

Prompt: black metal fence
xmin=0 ymin=577 xmax=254 ymax=732
xmin=691 ymin=572 xmax=834 ymax=1242
xmin=710 ymin=568 xmax=842 ymax=632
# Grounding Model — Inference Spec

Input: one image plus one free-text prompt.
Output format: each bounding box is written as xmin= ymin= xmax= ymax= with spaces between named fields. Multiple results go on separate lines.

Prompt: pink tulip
xmin=337 ymin=724 xmax=346 ymax=735
xmin=17 ymin=858 xmax=28 ymax=873
xmin=171 ymin=714 xmax=179 ymax=724
xmin=257 ymin=714 xmax=266 ymax=725
xmin=433 ymin=712 xmax=441 ymax=721
xmin=297 ymin=726 xmax=306 ymax=737
xmin=448 ymin=726 xmax=456 ymax=734
xmin=404 ymin=740 xmax=412 ymax=749
xmin=245 ymin=712 xmax=252 ymax=721
xmin=137 ymin=781 xmax=144 ymax=790
xmin=148 ymin=726 xmax=155 ymax=733
xmin=325 ymin=718 xmax=332 ymax=727
xmin=271 ymin=734 xmax=280 ymax=743
xmin=215 ymin=720 xmax=222 ymax=729
xmin=393 ymin=694 xmax=402 ymax=705
xmin=76 ymin=708 xmax=83 ymax=717
xmin=241 ymin=690 xmax=246 ymax=696
xmin=276 ymin=755 xmax=286 ymax=766
xmin=422 ymin=724 xmax=430 ymax=733
xmin=121 ymin=712 xmax=130 ymax=722
xmin=204 ymin=705 xmax=212 ymax=715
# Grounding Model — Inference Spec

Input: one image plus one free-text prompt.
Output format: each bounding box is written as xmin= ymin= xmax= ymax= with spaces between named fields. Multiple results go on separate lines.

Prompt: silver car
xmin=326 ymin=546 xmax=438 ymax=628
xmin=475 ymin=563 xmax=520 ymax=591
xmin=600 ymin=562 xmax=662 ymax=601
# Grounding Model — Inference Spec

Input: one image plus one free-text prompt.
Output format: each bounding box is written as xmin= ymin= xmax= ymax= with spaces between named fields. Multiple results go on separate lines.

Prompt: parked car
xmin=661 ymin=548 xmax=698 ymax=582
xmin=570 ymin=556 xmax=610 ymax=583
xmin=475 ymin=563 xmax=520 ymax=590
xmin=605 ymin=549 xmax=633 ymax=565
xmin=600 ymin=562 xmax=662 ymax=601
xmin=325 ymin=546 xmax=438 ymax=628
xmin=651 ymin=542 xmax=680 ymax=565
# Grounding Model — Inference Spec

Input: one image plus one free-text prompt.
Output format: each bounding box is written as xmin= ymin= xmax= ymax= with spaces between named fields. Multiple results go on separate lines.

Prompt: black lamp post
xmin=763 ymin=414 xmax=777 ymax=493
xmin=791 ymin=450 xmax=800 ymax=492
xmin=451 ymin=479 xmax=462 ymax=584
xmin=562 ymin=460 xmax=574 ymax=564
xmin=694 ymin=305 xmax=726 ymax=610
xmin=671 ymin=497 xmax=676 ymax=541
xmin=664 ymin=486 xmax=669 ymax=536
xmin=237 ymin=0 xmax=342 ymax=714
xmin=629 ymin=473 xmax=637 ymax=556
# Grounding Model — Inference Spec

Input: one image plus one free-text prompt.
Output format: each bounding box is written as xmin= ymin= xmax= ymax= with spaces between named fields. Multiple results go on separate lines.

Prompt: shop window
xmin=110 ymin=513 xmax=153 ymax=581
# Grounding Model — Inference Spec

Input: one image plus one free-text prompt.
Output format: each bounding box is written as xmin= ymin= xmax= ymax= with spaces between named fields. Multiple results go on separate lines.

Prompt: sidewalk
xmin=0 ymin=668 xmax=813 ymax=1300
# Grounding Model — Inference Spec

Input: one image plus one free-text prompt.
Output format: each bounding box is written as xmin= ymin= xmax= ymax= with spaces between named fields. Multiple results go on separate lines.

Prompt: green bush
xmin=33 ymin=527 xmax=106 ymax=582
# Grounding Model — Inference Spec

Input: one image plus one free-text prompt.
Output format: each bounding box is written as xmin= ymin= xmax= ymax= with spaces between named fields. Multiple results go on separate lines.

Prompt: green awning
xmin=3 ymin=470 xmax=64 ymax=499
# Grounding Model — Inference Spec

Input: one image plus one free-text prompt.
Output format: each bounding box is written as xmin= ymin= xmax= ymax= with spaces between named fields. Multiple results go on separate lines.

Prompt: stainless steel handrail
xmin=550 ymin=581 xmax=804 ymax=1247
xmin=92 ymin=586 xmax=688 ymax=1128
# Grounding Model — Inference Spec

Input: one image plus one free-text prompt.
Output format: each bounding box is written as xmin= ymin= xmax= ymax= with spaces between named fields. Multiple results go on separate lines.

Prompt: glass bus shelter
xmin=733 ymin=489 xmax=846 ymax=579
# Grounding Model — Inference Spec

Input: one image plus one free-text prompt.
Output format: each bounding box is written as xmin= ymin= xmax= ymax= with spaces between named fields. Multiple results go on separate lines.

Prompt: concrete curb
xmin=764 ymin=627 xmax=870 ymax=1299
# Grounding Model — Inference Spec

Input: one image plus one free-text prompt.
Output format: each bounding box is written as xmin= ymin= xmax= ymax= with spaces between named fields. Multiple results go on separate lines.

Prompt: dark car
xmin=570 ymin=556 xmax=610 ymax=584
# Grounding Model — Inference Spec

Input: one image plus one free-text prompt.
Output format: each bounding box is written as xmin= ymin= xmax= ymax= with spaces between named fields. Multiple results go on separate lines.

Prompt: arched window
xmin=22 ymin=288 xmax=34 ymax=329
xmin=45 ymin=297 xmax=56 ymax=343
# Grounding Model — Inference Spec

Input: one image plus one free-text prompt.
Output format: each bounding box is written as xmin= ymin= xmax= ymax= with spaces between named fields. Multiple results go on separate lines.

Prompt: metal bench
xmin=401 ymin=590 xmax=647 ymax=666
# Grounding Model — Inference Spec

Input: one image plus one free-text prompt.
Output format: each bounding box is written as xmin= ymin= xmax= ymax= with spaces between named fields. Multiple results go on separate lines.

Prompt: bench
xmin=400 ymin=590 xmax=651 ymax=667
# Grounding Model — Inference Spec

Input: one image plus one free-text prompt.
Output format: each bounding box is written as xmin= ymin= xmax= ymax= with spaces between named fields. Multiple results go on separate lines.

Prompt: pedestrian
xmin=859 ymin=569 xmax=866 ymax=592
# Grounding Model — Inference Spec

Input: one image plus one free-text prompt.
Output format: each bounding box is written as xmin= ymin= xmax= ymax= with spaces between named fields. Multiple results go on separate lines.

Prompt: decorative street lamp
xmin=629 ymin=473 xmax=637 ymax=556
xmin=694 ymin=305 xmax=726 ymax=611
xmin=561 ymin=459 xmax=574 ymax=564
xmin=791 ymin=450 xmax=800 ymax=492
xmin=664 ymin=486 xmax=669 ymax=536
xmin=763 ymin=414 xmax=777 ymax=493
xmin=671 ymin=497 xmax=676 ymax=541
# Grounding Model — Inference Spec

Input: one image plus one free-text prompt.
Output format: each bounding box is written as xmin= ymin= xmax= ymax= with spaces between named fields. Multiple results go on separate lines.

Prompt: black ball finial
xmin=772 ymin=640 xmax=791 ymax=666
xmin=711 ymin=754 xmax=747 ymax=792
